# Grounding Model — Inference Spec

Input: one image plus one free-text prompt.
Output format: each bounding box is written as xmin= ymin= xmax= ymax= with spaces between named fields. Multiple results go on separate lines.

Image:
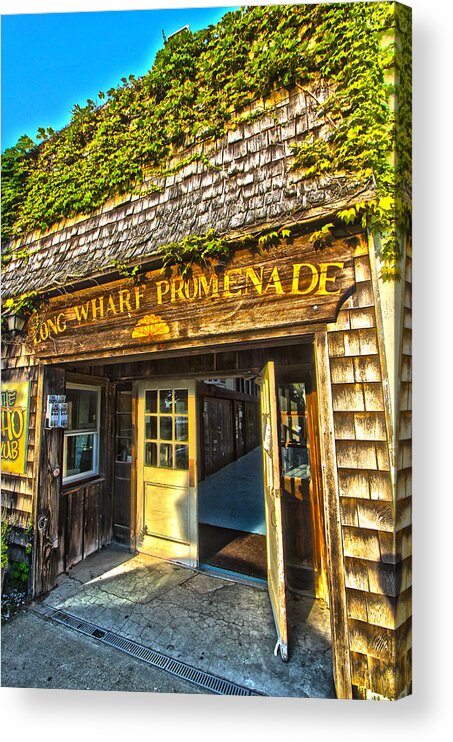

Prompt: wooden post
xmin=314 ymin=331 xmax=353 ymax=699
xmin=130 ymin=381 xmax=139 ymax=551
xmin=33 ymin=365 xmax=65 ymax=596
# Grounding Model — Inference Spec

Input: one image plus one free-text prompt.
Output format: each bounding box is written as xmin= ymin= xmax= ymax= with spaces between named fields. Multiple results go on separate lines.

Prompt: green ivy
xmin=1 ymin=522 xmax=11 ymax=571
xmin=160 ymin=229 xmax=231 ymax=279
xmin=111 ymin=259 xmax=141 ymax=283
xmin=1 ymin=3 xmax=411 ymax=278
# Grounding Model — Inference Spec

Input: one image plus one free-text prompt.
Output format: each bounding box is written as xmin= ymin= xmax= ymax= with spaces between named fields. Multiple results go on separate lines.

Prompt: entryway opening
xmin=197 ymin=377 xmax=267 ymax=581
xmin=51 ymin=341 xmax=330 ymax=673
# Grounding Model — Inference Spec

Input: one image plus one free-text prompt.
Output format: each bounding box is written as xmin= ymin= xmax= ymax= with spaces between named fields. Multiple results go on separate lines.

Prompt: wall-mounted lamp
xmin=3 ymin=312 xmax=27 ymax=337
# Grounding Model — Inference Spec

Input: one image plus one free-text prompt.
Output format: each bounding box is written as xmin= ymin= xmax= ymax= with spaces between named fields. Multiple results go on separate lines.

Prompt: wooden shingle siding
xmin=337 ymin=470 xmax=371 ymax=499
xmin=325 ymin=239 xmax=411 ymax=699
xmin=368 ymin=470 xmax=393 ymax=501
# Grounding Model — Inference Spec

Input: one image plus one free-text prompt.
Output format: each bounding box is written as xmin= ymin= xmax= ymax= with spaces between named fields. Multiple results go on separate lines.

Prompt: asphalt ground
xmin=1 ymin=608 xmax=205 ymax=694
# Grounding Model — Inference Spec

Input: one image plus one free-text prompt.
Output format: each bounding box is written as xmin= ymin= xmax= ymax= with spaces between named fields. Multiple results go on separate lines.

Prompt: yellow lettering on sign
xmin=171 ymin=279 xmax=186 ymax=303
xmin=33 ymin=313 xmax=67 ymax=344
xmin=74 ymin=302 xmax=90 ymax=323
xmin=184 ymin=278 xmax=198 ymax=301
xmin=30 ymin=258 xmax=348 ymax=348
xmin=119 ymin=290 xmax=132 ymax=312
xmin=56 ymin=313 xmax=67 ymax=333
xmin=105 ymin=295 xmax=118 ymax=316
xmin=156 ymin=280 xmax=170 ymax=304
xmin=91 ymin=296 xmax=105 ymax=319
xmin=245 ymin=267 xmax=264 ymax=295
xmin=1 ymin=381 xmax=30 ymax=475
xmin=317 ymin=262 xmax=344 ymax=295
xmin=223 ymin=269 xmax=243 ymax=297
xmin=39 ymin=322 xmax=49 ymax=341
xmin=292 ymin=263 xmax=319 ymax=295
xmin=134 ymin=286 xmax=145 ymax=309
xmin=263 ymin=266 xmax=284 ymax=294
xmin=199 ymin=274 xmax=219 ymax=298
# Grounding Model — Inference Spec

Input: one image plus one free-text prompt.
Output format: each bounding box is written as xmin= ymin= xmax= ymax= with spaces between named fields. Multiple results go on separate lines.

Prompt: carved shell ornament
xmin=132 ymin=314 xmax=171 ymax=340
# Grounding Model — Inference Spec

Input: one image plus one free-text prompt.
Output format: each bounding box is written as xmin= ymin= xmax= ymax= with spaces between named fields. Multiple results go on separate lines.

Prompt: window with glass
xmin=63 ymin=384 xmax=101 ymax=483
xmin=144 ymin=388 xmax=189 ymax=470
xmin=278 ymin=382 xmax=310 ymax=479
xmin=115 ymin=389 xmax=133 ymax=463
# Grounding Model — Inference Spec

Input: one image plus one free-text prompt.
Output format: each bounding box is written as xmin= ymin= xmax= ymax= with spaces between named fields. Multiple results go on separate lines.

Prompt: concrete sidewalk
xmin=1 ymin=609 xmax=206 ymax=694
xmin=3 ymin=544 xmax=335 ymax=698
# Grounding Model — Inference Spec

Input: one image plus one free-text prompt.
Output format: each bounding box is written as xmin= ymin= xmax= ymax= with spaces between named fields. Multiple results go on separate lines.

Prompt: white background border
xmin=1 ymin=1 xmax=452 ymax=739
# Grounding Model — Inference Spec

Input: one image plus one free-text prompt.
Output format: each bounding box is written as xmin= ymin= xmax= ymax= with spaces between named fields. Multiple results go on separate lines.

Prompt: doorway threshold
xmin=198 ymin=562 xmax=267 ymax=590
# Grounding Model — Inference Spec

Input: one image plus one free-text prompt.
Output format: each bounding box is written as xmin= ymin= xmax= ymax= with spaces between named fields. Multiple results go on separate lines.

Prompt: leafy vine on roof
xmin=1 ymin=2 xmax=411 ymax=278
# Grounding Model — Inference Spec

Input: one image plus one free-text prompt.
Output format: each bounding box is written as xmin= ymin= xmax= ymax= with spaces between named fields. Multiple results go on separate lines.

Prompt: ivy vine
xmin=1 ymin=3 xmax=411 ymax=279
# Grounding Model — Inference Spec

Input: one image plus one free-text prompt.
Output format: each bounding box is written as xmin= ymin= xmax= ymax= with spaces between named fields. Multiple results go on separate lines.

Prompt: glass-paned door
xmin=137 ymin=380 xmax=197 ymax=567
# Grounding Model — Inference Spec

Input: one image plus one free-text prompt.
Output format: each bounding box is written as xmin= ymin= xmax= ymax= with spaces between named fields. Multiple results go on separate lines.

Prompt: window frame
xmin=63 ymin=383 xmax=101 ymax=485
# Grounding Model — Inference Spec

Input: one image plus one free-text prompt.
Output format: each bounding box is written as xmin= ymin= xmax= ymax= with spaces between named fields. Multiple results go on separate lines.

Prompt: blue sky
xmin=1 ymin=3 xmax=239 ymax=152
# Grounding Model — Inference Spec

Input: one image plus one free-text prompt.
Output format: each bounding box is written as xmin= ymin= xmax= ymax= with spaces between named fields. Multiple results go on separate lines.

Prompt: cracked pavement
xmin=21 ymin=544 xmax=335 ymax=698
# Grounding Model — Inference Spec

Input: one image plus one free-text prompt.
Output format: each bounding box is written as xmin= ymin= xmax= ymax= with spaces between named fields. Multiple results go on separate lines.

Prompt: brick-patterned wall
xmin=326 ymin=241 xmax=412 ymax=699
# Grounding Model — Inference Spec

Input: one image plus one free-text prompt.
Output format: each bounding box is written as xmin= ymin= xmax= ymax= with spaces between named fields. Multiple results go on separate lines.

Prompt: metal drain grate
xmin=43 ymin=607 xmax=262 ymax=697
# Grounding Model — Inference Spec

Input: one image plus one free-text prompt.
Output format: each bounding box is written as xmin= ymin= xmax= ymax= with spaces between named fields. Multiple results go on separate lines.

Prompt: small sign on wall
xmin=45 ymin=395 xmax=68 ymax=428
xmin=1 ymin=381 xmax=31 ymax=475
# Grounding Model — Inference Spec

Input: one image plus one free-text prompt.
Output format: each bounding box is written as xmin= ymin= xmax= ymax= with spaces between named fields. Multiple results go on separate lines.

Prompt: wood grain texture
xmin=314 ymin=330 xmax=353 ymax=699
xmin=28 ymin=237 xmax=356 ymax=362
xmin=33 ymin=365 xmax=64 ymax=596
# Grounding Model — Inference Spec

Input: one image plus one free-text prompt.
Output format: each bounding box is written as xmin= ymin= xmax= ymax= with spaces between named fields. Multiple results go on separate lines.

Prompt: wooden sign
xmin=1 ymin=381 xmax=31 ymax=475
xmin=29 ymin=237 xmax=356 ymax=360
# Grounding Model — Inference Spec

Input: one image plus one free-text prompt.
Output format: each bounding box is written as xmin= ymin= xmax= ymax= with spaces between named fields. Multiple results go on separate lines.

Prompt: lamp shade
xmin=4 ymin=313 xmax=27 ymax=335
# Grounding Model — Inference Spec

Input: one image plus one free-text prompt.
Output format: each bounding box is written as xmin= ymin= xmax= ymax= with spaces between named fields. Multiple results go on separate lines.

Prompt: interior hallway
xmin=198 ymin=445 xmax=265 ymax=534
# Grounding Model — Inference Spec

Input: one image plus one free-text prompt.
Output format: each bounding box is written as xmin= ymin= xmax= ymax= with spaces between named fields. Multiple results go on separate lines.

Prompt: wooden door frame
xmin=134 ymin=378 xmax=198 ymax=567
xmin=32 ymin=364 xmax=65 ymax=597
xmin=32 ymin=367 xmax=114 ymax=596
xmin=314 ymin=331 xmax=353 ymax=699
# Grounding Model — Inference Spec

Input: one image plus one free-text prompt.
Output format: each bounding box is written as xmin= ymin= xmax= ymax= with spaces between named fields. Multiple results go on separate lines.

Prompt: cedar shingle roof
xmin=2 ymin=89 xmax=367 ymax=300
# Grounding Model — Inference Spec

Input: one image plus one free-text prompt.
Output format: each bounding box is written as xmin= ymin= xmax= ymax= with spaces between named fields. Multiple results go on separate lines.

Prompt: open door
xmin=260 ymin=360 xmax=288 ymax=661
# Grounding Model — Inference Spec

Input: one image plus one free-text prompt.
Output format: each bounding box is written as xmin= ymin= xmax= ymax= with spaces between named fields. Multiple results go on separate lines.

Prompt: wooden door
xmin=137 ymin=380 xmax=197 ymax=567
xmin=260 ymin=360 xmax=288 ymax=661
xmin=113 ymin=386 xmax=133 ymax=544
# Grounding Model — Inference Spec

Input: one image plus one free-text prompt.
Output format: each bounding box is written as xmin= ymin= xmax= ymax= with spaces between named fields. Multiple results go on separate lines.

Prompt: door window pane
xmin=159 ymin=443 xmax=173 ymax=468
xmin=117 ymin=437 xmax=132 ymax=462
xmin=117 ymin=414 xmax=132 ymax=435
xmin=159 ymin=416 xmax=173 ymax=440
xmin=159 ymin=390 xmax=173 ymax=413
xmin=278 ymin=383 xmax=306 ymax=415
xmin=175 ymin=416 xmax=188 ymax=441
xmin=175 ymin=444 xmax=189 ymax=470
xmin=280 ymin=414 xmax=307 ymax=446
xmin=144 ymin=387 xmax=190 ymax=470
xmin=145 ymin=416 xmax=157 ymax=440
xmin=278 ymin=382 xmax=310 ymax=479
xmin=281 ymin=447 xmax=310 ymax=478
xmin=145 ymin=390 xmax=157 ymax=414
xmin=117 ymin=392 xmax=132 ymax=413
xmin=145 ymin=442 xmax=158 ymax=467
xmin=174 ymin=389 xmax=188 ymax=414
